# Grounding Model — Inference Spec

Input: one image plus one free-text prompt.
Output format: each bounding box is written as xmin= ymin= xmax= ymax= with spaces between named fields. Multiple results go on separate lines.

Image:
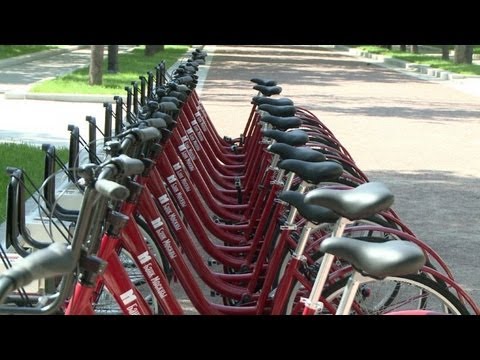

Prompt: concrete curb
xmin=333 ymin=45 xmax=471 ymax=81
xmin=0 ymin=45 xmax=90 ymax=70
xmin=7 ymin=92 xmax=117 ymax=103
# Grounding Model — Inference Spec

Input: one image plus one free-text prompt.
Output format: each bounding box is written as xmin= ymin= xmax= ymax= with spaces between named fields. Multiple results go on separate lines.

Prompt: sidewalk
xmin=334 ymin=45 xmax=480 ymax=97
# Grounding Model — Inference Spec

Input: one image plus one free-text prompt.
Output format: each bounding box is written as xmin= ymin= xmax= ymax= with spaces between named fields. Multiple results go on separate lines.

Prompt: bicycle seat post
xmin=301 ymin=217 xmax=352 ymax=315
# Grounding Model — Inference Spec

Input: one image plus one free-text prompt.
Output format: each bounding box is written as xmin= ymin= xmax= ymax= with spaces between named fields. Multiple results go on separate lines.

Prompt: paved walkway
xmin=0 ymin=48 xmax=90 ymax=94
xmin=199 ymin=45 xmax=480 ymax=305
xmin=0 ymin=46 xmax=137 ymax=147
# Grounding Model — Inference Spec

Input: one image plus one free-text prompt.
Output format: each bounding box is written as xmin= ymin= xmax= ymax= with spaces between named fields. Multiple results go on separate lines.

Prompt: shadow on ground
xmin=365 ymin=169 xmax=480 ymax=304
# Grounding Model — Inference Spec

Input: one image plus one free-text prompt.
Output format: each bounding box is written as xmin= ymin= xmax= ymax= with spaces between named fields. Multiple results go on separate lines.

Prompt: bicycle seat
xmin=147 ymin=100 xmax=159 ymax=110
xmin=261 ymin=115 xmax=301 ymax=130
xmin=253 ymin=85 xmax=282 ymax=97
xmin=187 ymin=59 xmax=202 ymax=67
xmin=168 ymin=91 xmax=188 ymax=102
xmin=139 ymin=118 xmax=168 ymax=129
xmin=262 ymin=129 xmax=309 ymax=146
xmin=304 ymin=182 xmax=394 ymax=220
xmin=159 ymin=97 xmax=183 ymax=107
xmin=251 ymin=78 xmax=277 ymax=86
xmin=319 ymin=237 xmax=426 ymax=279
xmin=268 ymin=143 xmax=326 ymax=162
xmin=191 ymin=58 xmax=205 ymax=65
xmin=186 ymin=60 xmax=200 ymax=68
xmin=151 ymin=111 xmax=175 ymax=126
xmin=279 ymin=191 xmax=339 ymax=224
xmin=175 ymin=75 xmax=197 ymax=85
xmin=158 ymin=102 xmax=179 ymax=112
xmin=251 ymin=96 xmax=294 ymax=107
xmin=278 ymin=159 xmax=343 ymax=184
xmin=258 ymin=104 xmax=296 ymax=117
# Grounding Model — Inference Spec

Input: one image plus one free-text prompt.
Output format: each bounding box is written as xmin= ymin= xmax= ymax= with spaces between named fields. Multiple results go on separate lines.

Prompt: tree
xmin=145 ymin=45 xmax=164 ymax=56
xmin=89 ymin=45 xmax=104 ymax=85
xmin=441 ymin=46 xmax=450 ymax=61
xmin=108 ymin=45 xmax=119 ymax=73
xmin=411 ymin=45 xmax=419 ymax=54
xmin=400 ymin=45 xmax=407 ymax=51
xmin=454 ymin=45 xmax=473 ymax=64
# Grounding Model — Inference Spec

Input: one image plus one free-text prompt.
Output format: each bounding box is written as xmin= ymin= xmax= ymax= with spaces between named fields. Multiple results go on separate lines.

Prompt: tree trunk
xmin=454 ymin=45 xmax=473 ymax=64
xmin=400 ymin=45 xmax=407 ymax=51
xmin=108 ymin=45 xmax=119 ymax=73
xmin=441 ymin=45 xmax=450 ymax=60
xmin=411 ymin=45 xmax=419 ymax=54
xmin=145 ymin=45 xmax=164 ymax=56
xmin=89 ymin=45 xmax=104 ymax=85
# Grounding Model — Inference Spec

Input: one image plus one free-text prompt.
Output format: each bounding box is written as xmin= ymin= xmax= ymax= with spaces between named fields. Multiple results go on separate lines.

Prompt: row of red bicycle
xmin=0 ymin=48 xmax=478 ymax=315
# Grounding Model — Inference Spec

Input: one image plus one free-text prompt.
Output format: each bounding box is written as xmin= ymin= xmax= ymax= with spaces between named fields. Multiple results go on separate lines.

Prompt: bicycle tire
xmin=285 ymin=273 xmax=470 ymax=315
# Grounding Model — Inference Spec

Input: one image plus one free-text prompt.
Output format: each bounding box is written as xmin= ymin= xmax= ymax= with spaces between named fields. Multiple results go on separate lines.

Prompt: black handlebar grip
xmin=167 ymin=91 xmax=188 ymax=103
xmin=114 ymin=155 xmax=146 ymax=177
xmin=134 ymin=127 xmax=161 ymax=142
xmin=95 ymin=178 xmax=130 ymax=201
xmin=160 ymin=97 xmax=182 ymax=106
xmin=144 ymin=118 xmax=167 ymax=129
xmin=175 ymin=84 xmax=190 ymax=93
xmin=1 ymin=243 xmax=76 ymax=291
xmin=175 ymin=76 xmax=194 ymax=85
xmin=151 ymin=111 xmax=175 ymax=126
xmin=158 ymin=102 xmax=179 ymax=112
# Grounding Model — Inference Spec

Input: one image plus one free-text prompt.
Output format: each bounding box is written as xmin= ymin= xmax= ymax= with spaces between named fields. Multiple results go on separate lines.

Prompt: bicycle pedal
xmin=212 ymin=215 xmax=232 ymax=225
xmin=207 ymin=259 xmax=219 ymax=267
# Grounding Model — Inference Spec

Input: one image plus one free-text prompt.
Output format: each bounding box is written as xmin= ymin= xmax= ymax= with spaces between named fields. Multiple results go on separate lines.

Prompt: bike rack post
xmin=139 ymin=76 xmax=147 ymax=106
xmin=114 ymin=96 xmax=124 ymax=136
xmin=86 ymin=116 xmax=97 ymax=163
xmin=147 ymin=71 xmax=154 ymax=99
xmin=103 ymin=102 xmax=112 ymax=144
xmin=125 ymin=87 xmax=133 ymax=124
xmin=132 ymin=81 xmax=139 ymax=116
xmin=67 ymin=125 xmax=80 ymax=182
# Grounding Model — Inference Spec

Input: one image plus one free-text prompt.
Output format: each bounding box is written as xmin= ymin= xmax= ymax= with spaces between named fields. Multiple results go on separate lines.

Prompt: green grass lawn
xmin=356 ymin=46 xmax=480 ymax=76
xmin=0 ymin=45 xmax=58 ymax=60
xmin=31 ymin=45 xmax=190 ymax=95
xmin=0 ymin=143 xmax=69 ymax=224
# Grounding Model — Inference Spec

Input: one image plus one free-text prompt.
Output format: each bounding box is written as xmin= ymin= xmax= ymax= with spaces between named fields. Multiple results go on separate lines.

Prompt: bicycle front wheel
xmin=286 ymin=273 xmax=470 ymax=315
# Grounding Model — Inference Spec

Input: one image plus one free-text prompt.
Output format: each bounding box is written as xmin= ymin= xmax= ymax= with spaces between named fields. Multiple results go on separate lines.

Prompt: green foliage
xmin=0 ymin=45 xmax=58 ymax=60
xmin=0 ymin=143 xmax=69 ymax=223
xmin=31 ymin=45 xmax=190 ymax=94
xmin=356 ymin=46 xmax=480 ymax=75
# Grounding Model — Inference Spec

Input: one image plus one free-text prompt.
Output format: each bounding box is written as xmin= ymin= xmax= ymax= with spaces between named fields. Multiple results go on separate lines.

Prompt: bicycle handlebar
xmin=132 ymin=127 xmax=161 ymax=142
xmin=0 ymin=243 xmax=76 ymax=304
xmin=140 ymin=118 xmax=167 ymax=129
xmin=95 ymin=178 xmax=130 ymax=201
xmin=95 ymin=155 xmax=145 ymax=200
